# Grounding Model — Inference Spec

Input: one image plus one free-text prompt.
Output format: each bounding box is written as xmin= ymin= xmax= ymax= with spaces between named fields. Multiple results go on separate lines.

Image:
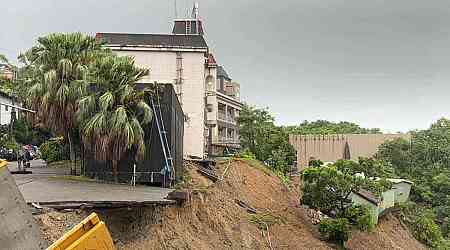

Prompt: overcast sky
xmin=2 ymin=0 xmax=450 ymax=132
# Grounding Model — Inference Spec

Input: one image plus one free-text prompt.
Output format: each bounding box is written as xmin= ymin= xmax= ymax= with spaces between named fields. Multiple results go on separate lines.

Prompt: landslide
xmin=123 ymin=158 xmax=332 ymax=250
xmin=34 ymin=158 xmax=427 ymax=250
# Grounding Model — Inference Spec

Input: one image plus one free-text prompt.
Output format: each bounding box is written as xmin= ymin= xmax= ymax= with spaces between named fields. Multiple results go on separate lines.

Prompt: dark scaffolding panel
xmin=83 ymin=84 xmax=184 ymax=187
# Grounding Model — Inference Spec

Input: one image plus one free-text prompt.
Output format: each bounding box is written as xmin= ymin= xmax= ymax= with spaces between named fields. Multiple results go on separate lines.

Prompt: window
xmin=5 ymin=105 xmax=8 ymax=111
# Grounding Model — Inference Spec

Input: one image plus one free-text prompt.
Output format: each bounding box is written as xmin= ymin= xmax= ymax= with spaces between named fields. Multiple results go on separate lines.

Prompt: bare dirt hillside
xmin=123 ymin=159 xmax=333 ymax=250
xmin=347 ymin=213 xmax=427 ymax=250
xmin=34 ymin=159 xmax=426 ymax=250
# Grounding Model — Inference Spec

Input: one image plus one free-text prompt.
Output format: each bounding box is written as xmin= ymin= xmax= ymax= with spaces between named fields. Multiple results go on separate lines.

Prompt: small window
xmin=5 ymin=106 xmax=8 ymax=111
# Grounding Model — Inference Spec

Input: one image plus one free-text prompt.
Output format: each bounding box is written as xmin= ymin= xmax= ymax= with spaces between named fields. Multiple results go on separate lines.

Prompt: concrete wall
xmin=289 ymin=134 xmax=410 ymax=168
xmin=392 ymin=182 xmax=412 ymax=204
xmin=114 ymin=50 xmax=206 ymax=158
xmin=379 ymin=189 xmax=395 ymax=214
xmin=0 ymin=164 xmax=46 ymax=249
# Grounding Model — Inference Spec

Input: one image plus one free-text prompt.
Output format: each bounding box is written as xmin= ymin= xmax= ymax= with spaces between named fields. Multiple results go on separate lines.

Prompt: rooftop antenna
xmin=192 ymin=2 xmax=199 ymax=19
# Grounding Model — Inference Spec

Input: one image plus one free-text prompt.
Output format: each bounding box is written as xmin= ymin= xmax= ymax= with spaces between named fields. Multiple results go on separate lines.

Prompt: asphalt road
xmin=9 ymin=160 xmax=174 ymax=206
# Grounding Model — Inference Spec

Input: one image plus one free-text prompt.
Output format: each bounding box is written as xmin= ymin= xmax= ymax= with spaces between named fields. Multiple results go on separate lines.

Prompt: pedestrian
xmin=17 ymin=150 xmax=23 ymax=171
xmin=25 ymin=150 xmax=31 ymax=168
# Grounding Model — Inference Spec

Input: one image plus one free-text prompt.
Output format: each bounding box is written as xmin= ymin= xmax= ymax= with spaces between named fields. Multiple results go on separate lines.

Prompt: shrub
xmin=237 ymin=148 xmax=256 ymax=160
xmin=342 ymin=205 xmax=375 ymax=232
xmin=319 ymin=218 xmax=351 ymax=247
xmin=398 ymin=202 xmax=446 ymax=248
xmin=40 ymin=137 xmax=69 ymax=163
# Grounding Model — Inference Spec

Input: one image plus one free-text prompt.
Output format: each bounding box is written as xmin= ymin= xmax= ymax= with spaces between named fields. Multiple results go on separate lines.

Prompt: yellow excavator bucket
xmin=47 ymin=212 xmax=115 ymax=250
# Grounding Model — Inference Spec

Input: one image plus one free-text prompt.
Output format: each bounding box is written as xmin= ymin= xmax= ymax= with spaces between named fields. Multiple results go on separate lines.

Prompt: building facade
xmin=0 ymin=92 xmax=19 ymax=125
xmin=0 ymin=64 xmax=13 ymax=81
xmin=97 ymin=4 xmax=242 ymax=158
xmin=289 ymin=133 xmax=410 ymax=169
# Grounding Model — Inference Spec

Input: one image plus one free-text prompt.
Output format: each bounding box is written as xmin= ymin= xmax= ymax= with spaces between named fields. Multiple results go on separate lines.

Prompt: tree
xmin=285 ymin=120 xmax=381 ymax=135
xmin=238 ymin=105 xmax=295 ymax=174
xmin=77 ymin=55 xmax=151 ymax=182
xmin=377 ymin=118 xmax=450 ymax=245
xmin=301 ymin=159 xmax=392 ymax=215
xmin=25 ymin=33 xmax=104 ymax=174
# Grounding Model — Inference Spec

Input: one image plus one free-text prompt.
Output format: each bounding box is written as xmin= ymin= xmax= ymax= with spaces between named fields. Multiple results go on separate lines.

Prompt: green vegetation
xmin=302 ymin=158 xmax=390 ymax=246
xmin=10 ymin=33 xmax=153 ymax=180
xmin=13 ymin=118 xmax=51 ymax=146
xmin=40 ymin=137 xmax=68 ymax=163
xmin=77 ymin=55 xmax=151 ymax=181
xmin=397 ymin=202 xmax=450 ymax=248
xmin=23 ymin=33 xmax=104 ymax=174
xmin=302 ymin=158 xmax=392 ymax=215
xmin=285 ymin=120 xmax=381 ymax=135
xmin=342 ymin=205 xmax=375 ymax=231
xmin=238 ymin=105 xmax=295 ymax=175
xmin=239 ymin=106 xmax=381 ymax=176
xmin=376 ymin=118 xmax=450 ymax=248
xmin=319 ymin=218 xmax=351 ymax=247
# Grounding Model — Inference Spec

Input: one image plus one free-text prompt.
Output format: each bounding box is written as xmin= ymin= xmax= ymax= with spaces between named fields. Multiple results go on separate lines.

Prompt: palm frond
xmin=99 ymin=91 xmax=114 ymax=111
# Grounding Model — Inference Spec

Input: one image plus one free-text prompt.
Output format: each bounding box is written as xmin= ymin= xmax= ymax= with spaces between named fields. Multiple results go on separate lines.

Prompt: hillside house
xmin=96 ymin=3 xmax=243 ymax=158
xmin=351 ymin=178 xmax=412 ymax=225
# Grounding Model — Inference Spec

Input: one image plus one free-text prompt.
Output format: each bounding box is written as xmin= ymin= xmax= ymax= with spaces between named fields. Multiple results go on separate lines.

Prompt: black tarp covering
xmin=82 ymin=84 xmax=184 ymax=187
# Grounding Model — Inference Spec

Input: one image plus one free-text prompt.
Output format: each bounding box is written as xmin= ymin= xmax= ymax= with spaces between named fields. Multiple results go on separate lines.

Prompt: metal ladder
xmin=150 ymin=96 xmax=175 ymax=186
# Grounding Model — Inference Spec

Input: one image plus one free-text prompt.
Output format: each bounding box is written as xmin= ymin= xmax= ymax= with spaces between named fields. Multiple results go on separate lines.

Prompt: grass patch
xmin=249 ymin=213 xmax=285 ymax=230
xmin=49 ymin=175 xmax=96 ymax=182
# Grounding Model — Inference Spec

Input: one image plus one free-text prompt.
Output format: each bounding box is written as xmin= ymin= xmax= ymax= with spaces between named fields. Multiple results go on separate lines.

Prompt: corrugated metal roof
xmin=96 ymin=33 xmax=208 ymax=49
xmin=355 ymin=189 xmax=381 ymax=205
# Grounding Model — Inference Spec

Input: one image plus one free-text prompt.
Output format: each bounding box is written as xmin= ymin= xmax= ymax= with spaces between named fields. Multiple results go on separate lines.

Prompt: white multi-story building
xmin=97 ymin=3 xmax=242 ymax=158
xmin=0 ymin=91 xmax=19 ymax=125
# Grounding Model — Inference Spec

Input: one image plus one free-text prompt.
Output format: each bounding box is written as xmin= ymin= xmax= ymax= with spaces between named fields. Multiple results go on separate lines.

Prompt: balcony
xmin=217 ymin=136 xmax=240 ymax=145
xmin=217 ymin=112 xmax=237 ymax=124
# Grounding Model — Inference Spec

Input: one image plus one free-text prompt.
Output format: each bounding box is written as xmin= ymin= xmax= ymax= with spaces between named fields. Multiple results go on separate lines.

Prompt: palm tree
xmin=26 ymin=33 xmax=104 ymax=174
xmin=77 ymin=55 xmax=152 ymax=182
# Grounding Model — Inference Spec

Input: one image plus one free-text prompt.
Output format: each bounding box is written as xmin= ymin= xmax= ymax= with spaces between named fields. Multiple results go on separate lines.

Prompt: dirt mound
xmin=347 ymin=213 xmax=426 ymax=250
xmin=122 ymin=159 xmax=333 ymax=250
xmin=35 ymin=209 xmax=88 ymax=245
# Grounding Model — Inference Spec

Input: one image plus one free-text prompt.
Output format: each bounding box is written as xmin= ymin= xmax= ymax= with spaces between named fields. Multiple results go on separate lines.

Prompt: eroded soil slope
xmin=123 ymin=159 xmax=332 ymax=250
xmin=347 ymin=213 xmax=427 ymax=250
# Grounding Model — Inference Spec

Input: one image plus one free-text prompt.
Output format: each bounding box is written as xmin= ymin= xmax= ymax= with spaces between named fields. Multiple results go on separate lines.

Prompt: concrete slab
xmin=9 ymin=161 xmax=175 ymax=208
xmin=0 ymin=162 xmax=47 ymax=250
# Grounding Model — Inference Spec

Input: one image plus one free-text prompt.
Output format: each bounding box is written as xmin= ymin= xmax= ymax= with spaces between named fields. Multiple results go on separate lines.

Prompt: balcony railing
xmin=217 ymin=112 xmax=237 ymax=124
xmin=217 ymin=136 xmax=240 ymax=144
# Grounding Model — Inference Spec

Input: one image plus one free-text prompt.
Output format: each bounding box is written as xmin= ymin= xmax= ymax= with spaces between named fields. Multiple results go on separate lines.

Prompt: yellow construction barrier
xmin=47 ymin=213 xmax=115 ymax=250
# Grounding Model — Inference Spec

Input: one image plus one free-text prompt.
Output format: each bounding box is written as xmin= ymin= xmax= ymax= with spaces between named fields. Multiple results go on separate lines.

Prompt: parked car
xmin=0 ymin=148 xmax=17 ymax=161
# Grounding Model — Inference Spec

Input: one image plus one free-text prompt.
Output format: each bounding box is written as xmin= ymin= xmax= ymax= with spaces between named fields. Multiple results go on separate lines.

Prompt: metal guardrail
xmin=218 ymin=137 xmax=240 ymax=144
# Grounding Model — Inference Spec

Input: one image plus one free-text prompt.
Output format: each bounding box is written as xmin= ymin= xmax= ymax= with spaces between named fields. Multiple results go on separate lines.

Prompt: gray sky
xmin=2 ymin=0 xmax=450 ymax=132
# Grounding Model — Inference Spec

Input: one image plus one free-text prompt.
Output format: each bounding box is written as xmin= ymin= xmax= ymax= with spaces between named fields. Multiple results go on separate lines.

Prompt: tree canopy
xmin=377 ymin=118 xmax=450 ymax=246
xmin=285 ymin=120 xmax=381 ymax=135
xmin=238 ymin=105 xmax=295 ymax=174
xmin=77 ymin=55 xmax=151 ymax=179
xmin=23 ymin=33 xmax=104 ymax=174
